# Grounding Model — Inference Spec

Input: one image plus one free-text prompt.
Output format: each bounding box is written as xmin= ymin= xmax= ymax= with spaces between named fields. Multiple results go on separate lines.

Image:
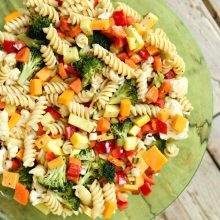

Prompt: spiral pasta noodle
xmin=62 ymin=208 xmax=73 ymax=218
xmin=27 ymin=96 xmax=48 ymax=131
xmin=68 ymin=101 xmax=94 ymax=119
xmin=178 ymin=97 xmax=193 ymax=115
xmin=10 ymin=127 xmax=26 ymax=140
xmin=145 ymin=32 xmax=176 ymax=58
xmin=43 ymin=24 xmax=69 ymax=55
xmin=23 ymin=133 xmax=37 ymax=167
xmin=0 ymin=84 xmax=29 ymax=96
xmin=24 ymin=0 xmax=58 ymax=8
xmin=75 ymin=185 xmax=92 ymax=206
xmin=46 ymin=93 xmax=59 ymax=106
xmin=36 ymin=148 xmax=48 ymax=169
xmin=0 ymin=31 xmax=16 ymax=43
xmin=136 ymin=70 xmax=148 ymax=102
xmin=35 ymin=3 xmax=60 ymax=26
xmin=93 ymin=44 xmax=137 ymax=79
xmin=95 ymin=80 xmax=123 ymax=110
xmin=0 ymin=65 xmax=20 ymax=85
xmin=4 ymin=15 xmax=30 ymax=34
xmin=172 ymin=54 xmax=185 ymax=75
xmin=74 ymin=90 xmax=94 ymax=103
xmin=68 ymin=12 xmax=94 ymax=26
xmin=3 ymin=93 xmax=35 ymax=109
xmin=44 ymin=121 xmax=65 ymax=135
xmin=43 ymin=82 xmax=68 ymax=94
xmin=75 ymin=33 xmax=89 ymax=48
xmin=90 ymin=73 xmax=104 ymax=94
xmin=97 ymin=0 xmax=114 ymax=15
xmin=114 ymin=2 xmax=141 ymax=22
xmin=164 ymin=144 xmax=179 ymax=158
xmin=40 ymin=45 xmax=57 ymax=69
xmin=102 ymin=183 xmax=117 ymax=204
xmin=62 ymin=140 xmax=73 ymax=155
xmin=130 ymin=104 xmax=161 ymax=117
xmin=44 ymin=190 xmax=63 ymax=216
xmin=90 ymin=180 xmax=105 ymax=219
xmin=102 ymin=66 xmax=123 ymax=82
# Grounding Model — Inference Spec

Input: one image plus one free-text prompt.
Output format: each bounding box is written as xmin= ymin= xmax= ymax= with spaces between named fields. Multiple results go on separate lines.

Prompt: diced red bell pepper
xmin=64 ymin=64 xmax=79 ymax=77
xmin=138 ymin=48 xmax=150 ymax=60
xmin=126 ymin=16 xmax=135 ymax=26
xmin=66 ymin=163 xmax=81 ymax=179
xmin=115 ymin=173 xmax=127 ymax=185
xmin=37 ymin=122 xmax=44 ymax=136
xmin=150 ymin=119 xmax=158 ymax=131
xmin=158 ymin=82 xmax=171 ymax=98
xmin=58 ymin=55 xmax=64 ymax=63
xmin=155 ymin=98 xmax=165 ymax=108
xmin=94 ymin=141 xmax=115 ymax=154
xmin=164 ymin=70 xmax=176 ymax=79
xmin=46 ymin=106 xmax=61 ymax=120
xmin=156 ymin=119 xmax=167 ymax=134
xmin=139 ymin=183 xmax=152 ymax=196
xmin=61 ymin=18 xmax=71 ymax=32
xmin=113 ymin=37 xmax=126 ymax=49
xmin=124 ymin=150 xmax=136 ymax=158
xmin=113 ymin=10 xmax=127 ymax=26
xmin=94 ymin=0 xmax=99 ymax=7
xmin=56 ymin=0 xmax=63 ymax=6
xmin=56 ymin=28 xmax=65 ymax=38
xmin=146 ymin=167 xmax=160 ymax=175
xmin=141 ymin=124 xmax=151 ymax=134
xmin=117 ymin=201 xmax=128 ymax=211
xmin=111 ymin=148 xmax=123 ymax=159
xmin=45 ymin=152 xmax=55 ymax=161
xmin=136 ymin=130 xmax=143 ymax=139
xmin=3 ymin=40 xmax=26 ymax=53
xmin=143 ymin=174 xmax=156 ymax=185
xmin=123 ymin=166 xmax=132 ymax=175
xmin=65 ymin=125 xmax=76 ymax=140
xmin=10 ymin=158 xmax=21 ymax=171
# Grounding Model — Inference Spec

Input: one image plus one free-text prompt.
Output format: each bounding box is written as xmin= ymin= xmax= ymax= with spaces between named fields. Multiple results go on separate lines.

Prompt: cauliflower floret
xmin=167 ymin=77 xmax=188 ymax=99
xmin=7 ymin=142 xmax=19 ymax=159
xmin=4 ymin=53 xmax=16 ymax=67
xmin=165 ymin=99 xmax=183 ymax=117
xmin=0 ymin=110 xmax=9 ymax=141
xmin=160 ymin=120 xmax=189 ymax=140
xmin=98 ymin=11 xmax=111 ymax=19
xmin=29 ymin=165 xmax=46 ymax=177
xmin=0 ymin=147 xmax=7 ymax=174
xmin=30 ymin=190 xmax=44 ymax=206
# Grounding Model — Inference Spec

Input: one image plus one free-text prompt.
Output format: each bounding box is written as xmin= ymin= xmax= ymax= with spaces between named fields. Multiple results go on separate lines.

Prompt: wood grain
xmin=203 ymin=0 xmax=220 ymax=25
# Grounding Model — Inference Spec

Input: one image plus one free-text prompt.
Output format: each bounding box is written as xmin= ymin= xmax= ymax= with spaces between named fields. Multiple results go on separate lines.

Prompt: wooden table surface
xmin=156 ymin=0 xmax=220 ymax=219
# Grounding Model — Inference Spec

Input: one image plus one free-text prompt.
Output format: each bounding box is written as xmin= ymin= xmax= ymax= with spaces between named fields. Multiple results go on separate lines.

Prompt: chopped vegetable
xmin=91 ymin=19 xmax=110 ymax=30
xmin=172 ymin=114 xmax=188 ymax=133
xmin=8 ymin=112 xmax=21 ymax=130
xmin=13 ymin=183 xmax=30 ymax=206
xmin=58 ymin=89 xmax=75 ymax=106
xmin=103 ymin=201 xmax=117 ymax=219
xmin=4 ymin=11 xmax=20 ymax=23
xmin=97 ymin=118 xmax=111 ymax=133
xmin=69 ymin=78 xmax=82 ymax=94
xmin=16 ymin=47 xmax=30 ymax=63
xmin=58 ymin=63 xmax=68 ymax=79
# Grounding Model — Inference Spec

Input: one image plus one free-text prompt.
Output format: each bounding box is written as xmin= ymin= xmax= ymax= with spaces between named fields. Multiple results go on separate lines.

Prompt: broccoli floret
xmin=56 ymin=181 xmax=80 ymax=211
xmin=17 ymin=34 xmax=44 ymax=49
xmin=16 ymin=166 xmax=33 ymax=190
xmin=89 ymin=31 xmax=111 ymax=50
xmin=75 ymin=149 xmax=95 ymax=161
xmin=74 ymin=56 xmax=103 ymax=87
xmin=101 ymin=162 xmax=115 ymax=183
xmin=109 ymin=79 xmax=138 ymax=105
xmin=38 ymin=158 xmax=66 ymax=192
xmin=18 ymin=47 xmax=44 ymax=85
xmin=27 ymin=15 xmax=52 ymax=41
xmin=110 ymin=118 xmax=132 ymax=143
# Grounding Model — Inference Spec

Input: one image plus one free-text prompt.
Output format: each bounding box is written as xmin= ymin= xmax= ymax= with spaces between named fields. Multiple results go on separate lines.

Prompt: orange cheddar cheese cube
xmin=135 ymin=156 xmax=148 ymax=174
xmin=16 ymin=148 xmax=24 ymax=160
xmin=2 ymin=171 xmax=19 ymax=189
xmin=146 ymin=45 xmax=160 ymax=56
xmin=58 ymin=90 xmax=75 ymax=106
xmin=120 ymin=99 xmax=131 ymax=117
xmin=30 ymin=79 xmax=42 ymax=96
xmin=135 ymin=175 xmax=144 ymax=188
xmin=119 ymin=184 xmax=139 ymax=192
xmin=91 ymin=19 xmax=110 ymax=30
xmin=8 ymin=112 xmax=21 ymax=130
xmin=141 ymin=146 xmax=168 ymax=171
xmin=103 ymin=201 xmax=117 ymax=219
xmin=4 ymin=11 xmax=20 ymax=23
xmin=35 ymin=67 xmax=55 ymax=82
xmin=172 ymin=114 xmax=188 ymax=133
xmin=48 ymin=156 xmax=64 ymax=170
xmin=158 ymin=108 xmax=170 ymax=122
xmin=35 ymin=134 xmax=51 ymax=150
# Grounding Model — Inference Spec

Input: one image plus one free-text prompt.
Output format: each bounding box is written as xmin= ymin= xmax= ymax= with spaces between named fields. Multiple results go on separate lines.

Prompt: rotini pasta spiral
xmin=68 ymin=101 xmax=94 ymax=119
xmin=43 ymin=24 xmax=69 ymax=55
xmin=75 ymin=185 xmax=92 ymax=206
xmin=68 ymin=12 xmax=94 ymax=26
xmin=171 ymin=54 xmax=185 ymax=75
xmin=90 ymin=73 xmax=104 ymax=94
xmin=35 ymin=3 xmax=60 ymax=26
xmin=164 ymin=144 xmax=179 ymax=158
xmin=96 ymin=0 xmax=114 ymax=15
xmin=114 ymin=2 xmax=141 ymax=22
xmin=0 ymin=65 xmax=20 ymax=85
xmin=62 ymin=140 xmax=73 ymax=155
xmin=43 ymin=190 xmax=63 ymax=216
xmin=36 ymin=148 xmax=48 ymax=169
xmin=178 ymin=97 xmax=193 ymax=115
xmin=62 ymin=208 xmax=74 ymax=218
xmin=10 ymin=127 xmax=26 ymax=140
xmin=93 ymin=44 xmax=137 ymax=79
xmin=130 ymin=104 xmax=161 ymax=117
xmin=75 ymin=33 xmax=89 ymax=48
xmin=102 ymin=183 xmax=117 ymax=204
xmin=0 ymin=84 xmax=29 ymax=96
xmin=3 ymin=93 xmax=35 ymax=109
xmin=74 ymin=90 xmax=94 ymax=103
xmin=102 ymin=66 xmax=123 ymax=82
xmin=43 ymin=81 xmax=68 ymax=94
xmin=23 ymin=133 xmax=37 ymax=167
xmin=145 ymin=32 xmax=176 ymax=58
xmin=46 ymin=93 xmax=59 ymax=106
xmin=4 ymin=15 xmax=30 ymax=34
xmin=0 ymin=31 xmax=16 ymax=43
xmin=136 ymin=70 xmax=148 ymax=102
xmin=94 ymin=80 xmax=123 ymax=110
xmin=90 ymin=180 xmax=105 ymax=219
xmin=40 ymin=45 xmax=57 ymax=69
xmin=25 ymin=0 xmax=58 ymax=8
xmin=162 ymin=58 xmax=173 ymax=74
xmin=27 ymin=96 xmax=48 ymax=131
xmin=44 ymin=121 xmax=65 ymax=135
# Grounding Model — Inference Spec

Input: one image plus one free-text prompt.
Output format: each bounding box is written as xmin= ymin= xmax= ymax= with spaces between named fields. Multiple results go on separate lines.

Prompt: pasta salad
xmin=0 ymin=0 xmax=193 ymax=219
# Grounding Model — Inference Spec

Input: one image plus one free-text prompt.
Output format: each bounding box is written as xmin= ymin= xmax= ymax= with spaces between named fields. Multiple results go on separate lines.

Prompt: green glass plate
xmin=0 ymin=0 xmax=213 ymax=219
